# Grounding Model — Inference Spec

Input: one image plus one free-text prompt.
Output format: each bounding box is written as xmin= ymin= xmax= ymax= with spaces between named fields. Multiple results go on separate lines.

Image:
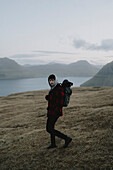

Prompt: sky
xmin=0 ymin=0 xmax=113 ymax=65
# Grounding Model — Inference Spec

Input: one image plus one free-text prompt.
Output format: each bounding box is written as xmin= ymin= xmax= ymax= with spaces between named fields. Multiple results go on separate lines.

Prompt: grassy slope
xmin=0 ymin=87 xmax=113 ymax=169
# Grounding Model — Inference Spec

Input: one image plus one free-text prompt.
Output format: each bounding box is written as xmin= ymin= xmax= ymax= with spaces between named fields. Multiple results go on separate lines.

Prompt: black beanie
xmin=48 ymin=74 xmax=56 ymax=82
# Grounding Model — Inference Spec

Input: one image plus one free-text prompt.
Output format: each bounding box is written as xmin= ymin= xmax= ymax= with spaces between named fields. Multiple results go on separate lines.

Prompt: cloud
xmin=9 ymin=51 xmax=77 ymax=61
xmin=106 ymin=55 xmax=113 ymax=58
xmin=32 ymin=50 xmax=77 ymax=55
xmin=73 ymin=39 xmax=89 ymax=48
xmin=9 ymin=54 xmax=49 ymax=59
xmin=73 ymin=39 xmax=113 ymax=51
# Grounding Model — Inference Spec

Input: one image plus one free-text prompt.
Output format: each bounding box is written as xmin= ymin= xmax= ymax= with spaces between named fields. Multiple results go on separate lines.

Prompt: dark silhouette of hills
xmin=0 ymin=57 xmax=100 ymax=79
xmin=28 ymin=60 xmax=100 ymax=77
xmin=81 ymin=60 xmax=113 ymax=86
xmin=0 ymin=57 xmax=32 ymax=79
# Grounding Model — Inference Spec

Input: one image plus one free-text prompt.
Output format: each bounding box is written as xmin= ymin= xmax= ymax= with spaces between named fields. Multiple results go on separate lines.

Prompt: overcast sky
xmin=0 ymin=0 xmax=113 ymax=65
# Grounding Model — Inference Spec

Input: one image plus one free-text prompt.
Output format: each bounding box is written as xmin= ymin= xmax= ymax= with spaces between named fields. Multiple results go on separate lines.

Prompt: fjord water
xmin=0 ymin=77 xmax=92 ymax=96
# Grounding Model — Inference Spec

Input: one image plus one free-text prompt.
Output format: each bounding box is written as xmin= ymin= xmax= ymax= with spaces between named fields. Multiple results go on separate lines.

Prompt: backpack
xmin=61 ymin=79 xmax=73 ymax=107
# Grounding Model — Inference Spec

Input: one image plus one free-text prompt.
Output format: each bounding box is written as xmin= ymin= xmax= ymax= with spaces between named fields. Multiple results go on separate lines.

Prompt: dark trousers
xmin=46 ymin=115 xmax=67 ymax=145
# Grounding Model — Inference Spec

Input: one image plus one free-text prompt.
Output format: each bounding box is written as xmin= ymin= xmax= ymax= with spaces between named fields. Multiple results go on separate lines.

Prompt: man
xmin=45 ymin=74 xmax=72 ymax=149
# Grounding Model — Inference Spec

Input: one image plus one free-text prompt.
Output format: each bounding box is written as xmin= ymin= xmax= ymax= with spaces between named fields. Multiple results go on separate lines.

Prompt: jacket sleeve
xmin=45 ymin=94 xmax=49 ymax=101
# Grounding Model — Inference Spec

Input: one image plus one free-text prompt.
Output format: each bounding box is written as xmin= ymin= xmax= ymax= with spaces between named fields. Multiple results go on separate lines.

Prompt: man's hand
xmin=45 ymin=95 xmax=49 ymax=101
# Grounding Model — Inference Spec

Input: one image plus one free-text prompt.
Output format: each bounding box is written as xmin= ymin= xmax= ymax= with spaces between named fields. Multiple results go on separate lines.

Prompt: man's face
xmin=49 ymin=79 xmax=55 ymax=87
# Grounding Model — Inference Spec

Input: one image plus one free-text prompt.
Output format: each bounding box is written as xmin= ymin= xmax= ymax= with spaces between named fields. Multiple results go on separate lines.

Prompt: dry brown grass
xmin=0 ymin=87 xmax=113 ymax=169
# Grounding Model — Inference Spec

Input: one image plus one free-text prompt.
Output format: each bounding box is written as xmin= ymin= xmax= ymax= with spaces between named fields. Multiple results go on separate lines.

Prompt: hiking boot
xmin=47 ymin=145 xmax=57 ymax=149
xmin=63 ymin=136 xmax=72 ymax=148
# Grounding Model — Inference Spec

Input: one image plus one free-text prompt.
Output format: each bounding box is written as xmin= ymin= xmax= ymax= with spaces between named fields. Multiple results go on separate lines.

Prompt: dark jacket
xmin=45 ymin=83 xmax=64 ymax=117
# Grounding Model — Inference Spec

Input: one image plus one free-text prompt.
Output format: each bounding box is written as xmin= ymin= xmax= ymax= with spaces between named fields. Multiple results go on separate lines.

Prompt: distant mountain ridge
xmin=0 ymin=57 xmax=33 ymax=79
xmin=28 ymin=60 xmax=100 ymax=77
xmin=0 ymin=57 xmax=100 ymax=79
xmin=80 ymin=60 xmax=113 ymax=86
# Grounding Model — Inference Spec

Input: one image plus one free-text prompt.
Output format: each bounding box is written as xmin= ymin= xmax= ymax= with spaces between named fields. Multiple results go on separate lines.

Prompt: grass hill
xmin=81 ymin=61 xmax=113 ymax=87
xmin=0 ymin=87 xmax=112 ymax=169
xmin=0 ymin=58 xmax=100 ymax=79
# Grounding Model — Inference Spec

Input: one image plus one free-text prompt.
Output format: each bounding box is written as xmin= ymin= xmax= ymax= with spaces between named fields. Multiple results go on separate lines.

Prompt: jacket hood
xmin=48 ymin=74 xmax=58 ymax=89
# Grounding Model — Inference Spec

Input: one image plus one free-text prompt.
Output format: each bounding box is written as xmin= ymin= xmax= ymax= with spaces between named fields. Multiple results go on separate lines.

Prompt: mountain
xmin=80 ymin=61 xmax=113 ymax=86
xmin=24 ymin=64 xmax=33 ymax=67
xmin=93 ymin=64 xmax=103 ymax=69
xmin=0 ymin=58 xmax=100 ymax=79
xmin=0 ymin=57 xmax=33 ymax=79
xmin=67 ymin=60 xmax=99 ymax=76
xmin=28 ymin=60 xmax=100 ymax=77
